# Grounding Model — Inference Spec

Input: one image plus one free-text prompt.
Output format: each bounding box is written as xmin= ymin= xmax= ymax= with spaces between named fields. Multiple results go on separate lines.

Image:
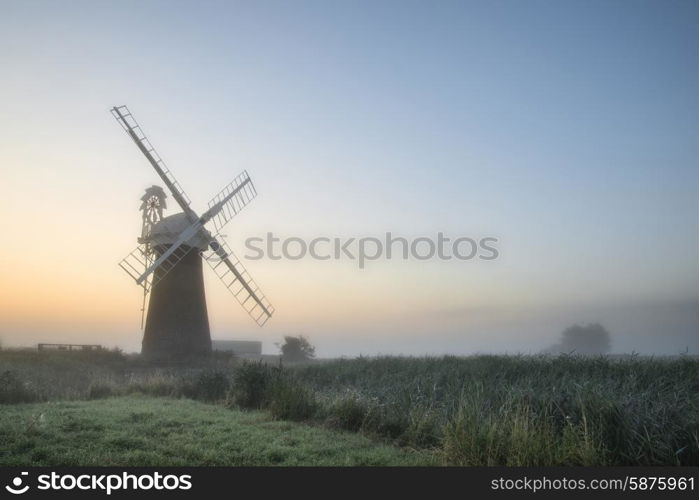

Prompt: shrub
xmin=186 ymin=371 xmax=230 ymax=402
xmin=401 ymin=405 xmax=440 ymax=448
xmin=544 ymin=323 xmax=611 ymax=355
xmin=363 ymin=403 xmax=411 ymax=440
xmin=278 ymin=335 xmax=315 ymax=362
xmin=125 ymin=373 xmax=182 ymax=397
xmin=227 ymin=362 xmax=317 ymax=420
xmin=441 ymin=391 xmax=568 ymax=466
xmin=229 ymin=362 xmax=275 ymax=409
xmin=268 ymin=378 xmax=318 ymax=421
xmin=87 ymin=382 xmax=115 ymax=400
xmin=0 ymin=370 xmax=35 ymax=403
xmin=325 ymin=391 xmax=372 ymax=431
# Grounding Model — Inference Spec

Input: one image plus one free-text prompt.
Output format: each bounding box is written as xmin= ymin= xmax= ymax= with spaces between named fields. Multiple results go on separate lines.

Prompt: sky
xmin=0 ymin=0 xmax=697 ymax=356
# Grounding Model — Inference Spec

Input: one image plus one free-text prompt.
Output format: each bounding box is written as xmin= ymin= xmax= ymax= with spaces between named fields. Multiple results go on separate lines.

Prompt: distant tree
xmin=544 ymin=323 xmax=611 ymax=355
xmin=277 ymin=335 xmax=315 ymax=362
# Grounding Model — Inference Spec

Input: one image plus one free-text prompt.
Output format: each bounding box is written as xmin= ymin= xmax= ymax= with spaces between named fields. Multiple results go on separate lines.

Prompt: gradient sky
xmin=1 ymin=0 xmax=698 ymax=356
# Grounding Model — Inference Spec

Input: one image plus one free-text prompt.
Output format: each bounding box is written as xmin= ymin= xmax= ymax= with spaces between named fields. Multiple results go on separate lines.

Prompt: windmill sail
xmin=111 ymin=106 xmax=196 ymax=221
xmin=205 ymin=171 xmax=258 ymax=235
xmin=201 ymin=238 xmax=274 ymax=326
xmin=119 ymin=243 xmax=154 ymax=290
xmin=118 ymin=241 xmax=196 ymax=293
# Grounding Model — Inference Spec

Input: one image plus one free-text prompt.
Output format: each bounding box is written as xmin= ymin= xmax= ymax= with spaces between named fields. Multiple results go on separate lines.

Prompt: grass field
xmin=1 ymin=349 xmax=697 ymax=466
xmin=0 ymin=396 xmax=432 ymax=466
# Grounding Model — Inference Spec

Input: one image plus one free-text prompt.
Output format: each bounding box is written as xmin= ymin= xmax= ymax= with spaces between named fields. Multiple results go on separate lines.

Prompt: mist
xmin=2 ymin=297 xmax=696 ymax=359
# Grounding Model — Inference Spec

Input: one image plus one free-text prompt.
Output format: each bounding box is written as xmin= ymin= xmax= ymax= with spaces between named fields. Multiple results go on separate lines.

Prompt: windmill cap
xmin=145 ymin=213 xmax=210 ymax=250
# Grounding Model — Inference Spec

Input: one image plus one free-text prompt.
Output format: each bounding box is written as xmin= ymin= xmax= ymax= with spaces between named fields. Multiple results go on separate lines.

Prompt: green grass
xmin=0 ymin=396 xmax=434 ymax=466
xmin=293 ymin=356 xmax=699 ymax=465
xmin=1 ymin=350 xmax=698 ymax=465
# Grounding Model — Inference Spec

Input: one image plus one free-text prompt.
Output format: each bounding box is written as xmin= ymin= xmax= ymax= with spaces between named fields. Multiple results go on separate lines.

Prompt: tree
xmin=544 ymin=323 xmax=611 ymax=355
xmin=278 ymin=335 xmax=315 ymax=362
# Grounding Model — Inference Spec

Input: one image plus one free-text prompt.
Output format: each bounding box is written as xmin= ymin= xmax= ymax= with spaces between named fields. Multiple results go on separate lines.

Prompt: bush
xmin=87 ymin=382 xmax=115 ymax=400
xmin=401 ymin=405 xmax=440 ymax=448
xmin=442 ymin=392 xmax=572 ymax=466
xmin=125 ymin=373 xmax=182 ymax=397
xmin=268 ymin=378 xmax=317 ymax=421
xmin=364 ymin=403 xmax=411 ymax=440
xmin=325 ymin=391 xmax=372 ymax=431
xmin=186 ymin=371 xmax=230 ymax=402
xmin=229 ymin=362 xmax=275 ymax=409
xmin=278 ymin=335 xmax=315 ymax=362
xmin=227 ymin=362 xmax=317 ymax=420
xmin=0 ymin=370 xmax=35 ymax=404
xmin=544 ymin=323 xmax=611 ymax=355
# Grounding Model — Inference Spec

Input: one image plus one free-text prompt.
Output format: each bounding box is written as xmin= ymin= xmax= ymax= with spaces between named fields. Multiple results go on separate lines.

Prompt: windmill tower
xmin=112 ymin=106 xmax=274 ymax=361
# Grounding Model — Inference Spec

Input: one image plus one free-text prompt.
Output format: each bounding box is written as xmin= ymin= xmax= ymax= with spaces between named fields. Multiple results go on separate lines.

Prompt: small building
xmin=212 ymin=340 xmax=262 ymax=358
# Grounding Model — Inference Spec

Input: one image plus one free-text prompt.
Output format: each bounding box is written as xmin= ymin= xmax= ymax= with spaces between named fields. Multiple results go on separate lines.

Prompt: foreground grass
xmin=0 ymin=396 xmax=434 ymax=466
xmin=293 ymin=356 xmax=699 ymax=465
xmin=2 ymin=350 xmax=698 ymax=465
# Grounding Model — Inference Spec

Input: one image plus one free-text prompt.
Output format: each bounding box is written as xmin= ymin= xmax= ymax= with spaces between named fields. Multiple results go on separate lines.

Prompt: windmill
xmin=111 ymin=105 xmax=274 ymax=360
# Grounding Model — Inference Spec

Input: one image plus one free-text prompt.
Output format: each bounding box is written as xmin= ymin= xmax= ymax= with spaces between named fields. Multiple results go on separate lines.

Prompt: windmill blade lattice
xmin=118 ymin=241 xmax=196 ymax=294
xmin=206 ymin=170 xmax=258 ymax=235
xmin=201 ymin=238 xmax=275 ymax=326
xmin=111 ymin=106 xmax=195 ymax=217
